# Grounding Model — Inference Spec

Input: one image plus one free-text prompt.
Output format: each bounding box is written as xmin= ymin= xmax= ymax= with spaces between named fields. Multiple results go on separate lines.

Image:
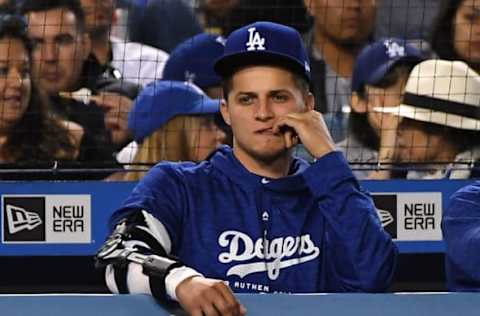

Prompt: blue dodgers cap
xmin=351 ymin=38 xmax=426 ymax=93
xmin=214 ymin=21 xmax=311 ymax=81
xmin=163 ymin=33 xmax=226 ymax=89
xmin=128 ymin=80 xmax=221 ymax=142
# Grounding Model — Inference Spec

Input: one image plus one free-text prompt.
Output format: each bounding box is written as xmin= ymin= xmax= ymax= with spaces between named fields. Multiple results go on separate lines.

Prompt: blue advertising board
xmin=0 ymin=179 xmax=475 ymax=255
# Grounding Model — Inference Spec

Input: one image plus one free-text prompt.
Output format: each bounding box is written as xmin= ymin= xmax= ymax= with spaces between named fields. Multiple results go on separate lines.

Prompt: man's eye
xmin=0 ymin=67 xmax=8 ymax=76
xmin=273 ymin=94 xmax=288 ymax=102
xmin=238 ymin=95 xmax=253 ymax=104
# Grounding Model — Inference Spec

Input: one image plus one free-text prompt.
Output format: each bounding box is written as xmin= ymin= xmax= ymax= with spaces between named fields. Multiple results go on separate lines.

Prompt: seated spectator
xmin=0 ymin=14 xmax=83 ymax=179
xmin=116 ymin=32 xmax=230 ymax=165
xmin=372 ymin=59 xmax=480 ymax=179
xmin=162 ymin=32 xmax=232 ymax=142
xmin=119 ymin=81 xmax=227 ymax=181
xmin=20 ymin=0 xmax=138 ymax=172
xmin=303 ymin=0 xmax=377 ymax=142
xmin=442 ymin=182 xmax=480 ymax=291
xmin=79 ymin=0 xmax=169 ymax=87
xmin=338 ymin=38 xmax=425 ymax=178
xmin=432 ymin=0 xmax=480 ymax=73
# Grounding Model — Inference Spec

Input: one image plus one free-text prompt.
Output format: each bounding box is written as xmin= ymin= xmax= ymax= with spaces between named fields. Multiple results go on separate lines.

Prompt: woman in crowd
xmin=432 ymin=0 xmax=480 ymax=72
xmin=119 ymin=80 xmax=227 ymax=181
xmin=0 ymin=13 xmax=83 ymax=178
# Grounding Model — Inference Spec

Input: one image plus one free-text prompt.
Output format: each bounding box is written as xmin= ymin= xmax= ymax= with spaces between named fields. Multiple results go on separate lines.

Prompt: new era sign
xmin=372 ymin=192 xmax=442 ymax=241
xmin=2 ymin=195 xmax=91 ymax=244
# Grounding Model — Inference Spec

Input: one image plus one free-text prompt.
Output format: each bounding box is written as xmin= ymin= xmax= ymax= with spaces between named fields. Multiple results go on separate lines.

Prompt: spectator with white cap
xmin=373 ymin=59 xmax=480 ymax=179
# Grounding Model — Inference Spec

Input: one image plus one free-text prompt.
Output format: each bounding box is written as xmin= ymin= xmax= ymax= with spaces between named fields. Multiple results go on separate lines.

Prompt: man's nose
xmin=42 ymin=42 xmax=58 ymax=62
xmin=254 ymin=99 xmax=274 ymax=121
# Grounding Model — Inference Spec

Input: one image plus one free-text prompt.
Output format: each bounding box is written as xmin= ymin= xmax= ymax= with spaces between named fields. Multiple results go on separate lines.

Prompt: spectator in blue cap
xmin=116 ymin=80 xmax=227 ymax=181
xmin=163 ymin=33 xmax=225 ymax=99
xmin=161 ymin=32 xmax=233 ymax=146
xmin=337 ymin=38 xmax=425 ymax=179
xmin=97 ymin=21 xmax=396 ymax=316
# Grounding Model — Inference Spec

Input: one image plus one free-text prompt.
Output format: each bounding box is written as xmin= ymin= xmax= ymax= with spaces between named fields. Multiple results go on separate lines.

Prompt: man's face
xmin=26 ymin=8 xmax=90 ymax=95
xmin=221 ymin=66 xmax=312 ymax=163
xmin=305 ymin=0 xmax=377 ymax=45
xmin=80 ymin=0 xmax=115 ymax=34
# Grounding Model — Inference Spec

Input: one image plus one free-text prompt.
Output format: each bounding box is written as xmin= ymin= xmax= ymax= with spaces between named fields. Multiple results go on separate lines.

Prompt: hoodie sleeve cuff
xmin=165 ymin=266 xmax=204 ymax=301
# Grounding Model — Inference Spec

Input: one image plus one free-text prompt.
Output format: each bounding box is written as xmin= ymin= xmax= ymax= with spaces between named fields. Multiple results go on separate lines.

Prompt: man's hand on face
xmin=272 ymin=110 xmax=335 ymax=160
xmin=176 ymin=276 xmax=247 ymax=316
xmin=90 ymin=92 xmax=133 ymax=146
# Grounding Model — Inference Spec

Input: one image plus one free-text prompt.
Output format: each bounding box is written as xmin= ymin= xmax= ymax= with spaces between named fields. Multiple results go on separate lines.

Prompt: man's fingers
xmin=201 ymin=300 xmax=221 ymax=316
xmin=213 ymin=282 xmax=244 ymax=316
xmin=191 ymin=308 xmax=204 ymax=316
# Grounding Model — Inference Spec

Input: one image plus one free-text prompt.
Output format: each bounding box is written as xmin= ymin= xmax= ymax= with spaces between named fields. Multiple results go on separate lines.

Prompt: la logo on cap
xmin=384 ymin=39 xmax=405 ymax=58
xmin=246 ymin=27 xmax=266 ymax=51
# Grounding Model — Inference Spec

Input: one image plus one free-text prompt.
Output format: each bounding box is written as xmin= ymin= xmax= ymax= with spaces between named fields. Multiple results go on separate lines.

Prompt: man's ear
xmin=351 ymin=92 xmax=367 ymax=113
xmin=220 ymin=99 xmax=231 ymax=126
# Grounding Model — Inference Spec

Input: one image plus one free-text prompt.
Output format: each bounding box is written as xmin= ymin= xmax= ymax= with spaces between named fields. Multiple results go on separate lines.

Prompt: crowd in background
xmin=0 ymin=0 xmax=478 ymax=180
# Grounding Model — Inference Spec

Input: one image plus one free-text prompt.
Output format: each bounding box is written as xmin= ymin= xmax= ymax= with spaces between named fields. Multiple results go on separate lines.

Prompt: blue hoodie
xmin=443 ymin=182 xmax=480 ymax=291
xmin=111 ymin=146 xmax=397 ymax=293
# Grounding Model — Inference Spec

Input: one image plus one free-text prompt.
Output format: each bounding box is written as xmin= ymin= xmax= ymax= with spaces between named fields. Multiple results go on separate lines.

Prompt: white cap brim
xmin=372 ymin=104 xmax=480 ymax=131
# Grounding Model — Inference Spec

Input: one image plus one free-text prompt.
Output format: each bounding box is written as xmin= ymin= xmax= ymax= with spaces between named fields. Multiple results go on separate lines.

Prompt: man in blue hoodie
xmin=442 ymin=183 xmax=480 ymax=291
xmin=96 ymin=21 xmax=397 ymax=316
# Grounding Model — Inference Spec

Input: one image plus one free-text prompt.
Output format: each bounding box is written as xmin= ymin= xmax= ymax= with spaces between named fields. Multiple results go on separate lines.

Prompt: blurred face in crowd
xmin=187 ymin=115 xmax=227 ymax=161
xmin=221 ymin=66 xmax=313 ymax=164
xmin=304 ymin=0 xmax=377 ymax=45
xmin=394 ymin=119 xmax=450 ymax=163
xmin=26 ymin=7 xmax=91 ymax=95
xmin=80 ymin=0 xmax=116 ymax=35
xmin=0 ymin=37 xmax=31 ymax=131
xmin=454 ymin=0 xmax=480 ymax=64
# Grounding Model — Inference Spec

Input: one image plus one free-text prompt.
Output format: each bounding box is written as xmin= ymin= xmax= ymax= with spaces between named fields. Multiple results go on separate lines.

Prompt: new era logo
xmin=6 ymin=204 xmax=42 ymax=234
xmin=372 ymin=194 xmax=398 ymax=239
xmin=376 ymin=208 xmax=394 ymax=227
xmin=2 ymin=196 xmax=45 ymax=242
xmin=246 ymin=27 xmax=265 ymax=51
